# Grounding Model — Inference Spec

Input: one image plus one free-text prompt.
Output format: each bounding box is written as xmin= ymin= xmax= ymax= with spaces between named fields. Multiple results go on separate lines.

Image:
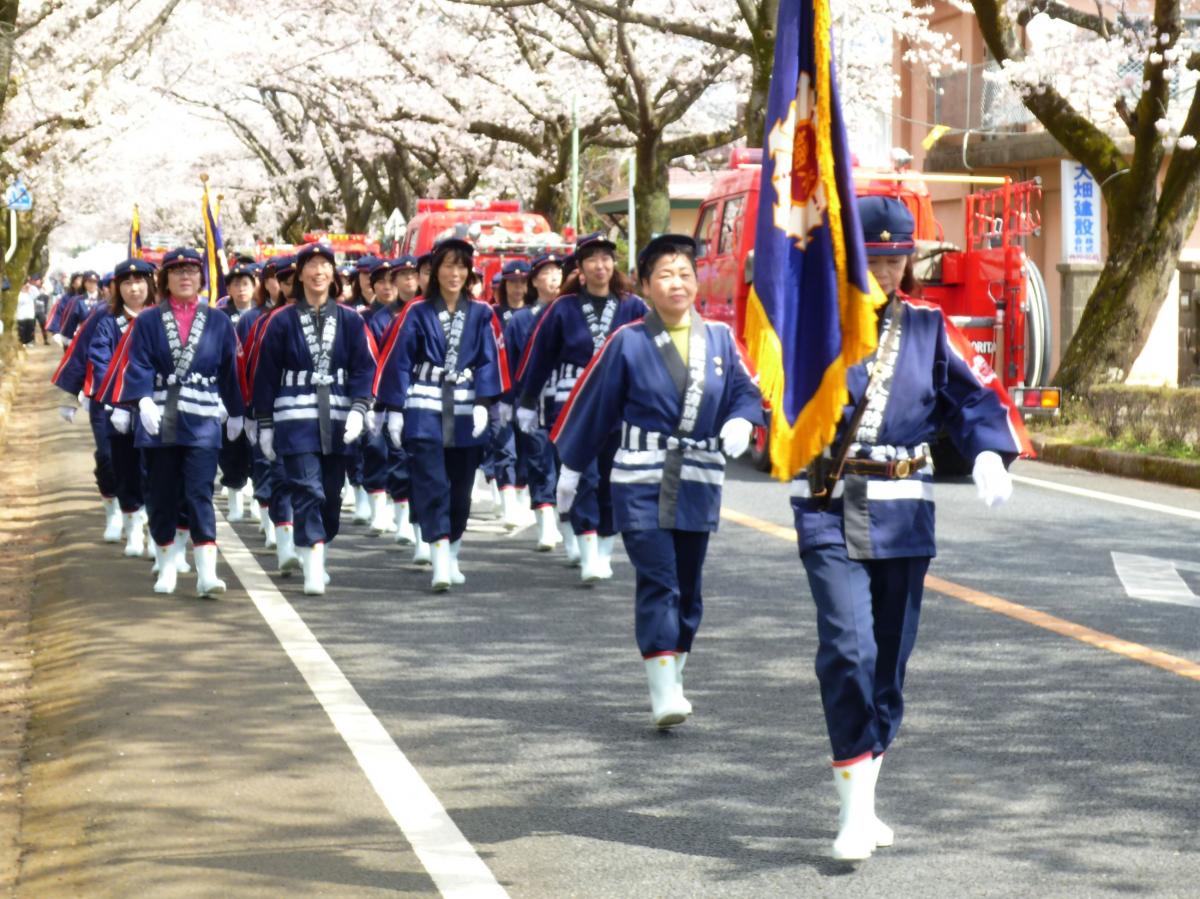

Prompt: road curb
xmin=0 ymin=341 xmax=28 ymax=451
xmin=1031 ymin=435 xmax=1200 ymax=490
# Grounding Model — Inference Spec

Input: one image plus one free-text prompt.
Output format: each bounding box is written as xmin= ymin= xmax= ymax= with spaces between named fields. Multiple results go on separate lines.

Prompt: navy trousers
xmin=88 ymin=405 xmax=116 ymax=499
xmin=282 ymin=452 xmax=347 ymax=547
xmin=362 ymin=428 xmax=391 ymax=492
xmin=251 ymin=445 xmax=272 ymax=504
xmin=109 ymin=432 xmax=144 ymax=512
xmin=801 ymin=542 xmax=928 ymax=762
xmin=622 ymin=528 xmax=710 ymax=657
xmin=517 ymin=428 xmax=557 ymax=507
xmin=347 ymin=443 xmax=365 ymax=487
xmin=144 ymin=446 xmax=219 ymax=547
xmin=218 ymin=432 xmax=252 ymax=490
xmin=387 ymin=442 xmax=411 ymax=503
xmin=486 ymin=414 xmax=518 ymax=488
xmin=569 ymin=430 xmax=618 ymax=537
xmin=407 ymin=441 xmax=482 ymax=543
xmin=267 ymin=455 xmax=294 ymax=525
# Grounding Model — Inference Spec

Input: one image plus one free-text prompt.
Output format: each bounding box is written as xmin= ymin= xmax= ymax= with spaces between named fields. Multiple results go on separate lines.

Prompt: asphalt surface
xmin=17 ymin=361 xmax=1200 ymax=897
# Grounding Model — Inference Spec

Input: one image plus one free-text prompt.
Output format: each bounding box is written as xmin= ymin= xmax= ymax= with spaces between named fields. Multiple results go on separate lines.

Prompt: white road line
xmin=1012 ymin=474 xmax=1200 ymax=522
xmin=216 ymin=518 xmax=509 ymax=899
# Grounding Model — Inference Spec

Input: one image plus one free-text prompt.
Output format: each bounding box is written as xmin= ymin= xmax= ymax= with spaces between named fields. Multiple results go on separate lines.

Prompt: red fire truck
xmin=693 ymin=148 xmax=1057 ymax=470
xmin=397 ymin=199 xmax=573 ymax=301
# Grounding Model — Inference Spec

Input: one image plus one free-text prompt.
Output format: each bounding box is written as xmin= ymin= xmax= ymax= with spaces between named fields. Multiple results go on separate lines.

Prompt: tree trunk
xmin=1 ymin=211 xmax=36 ymax=337
xmin=1054 ymin=192 xmax=1200 ymax=392
xmin=633 ymin=135 xmax=671 ymax=255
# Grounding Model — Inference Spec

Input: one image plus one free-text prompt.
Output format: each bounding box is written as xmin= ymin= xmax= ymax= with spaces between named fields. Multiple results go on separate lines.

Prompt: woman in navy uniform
xmin=516 ymin=232 xmax=646 ymax=581
xmin=374 ymin=238 xmax=509 ymax=591
xmin=794 ymin=197 xmax=1029 ymax=861
xmin=553 ymin=235 xmax=762 ymax=727
xmin=359 ymin=259 xmax=398 ymax=535
xmin=217 ymin=264 xmax=257 ymax=522
xmin=501 ymin=252 xmax=566 ymax=551
xmin=489 ymin=259 xmax=531 ymax=529
xmin=252 ymin=243 xmax=378 ymax=595
xmin=107 ymin=248 xmax=245 ymax=597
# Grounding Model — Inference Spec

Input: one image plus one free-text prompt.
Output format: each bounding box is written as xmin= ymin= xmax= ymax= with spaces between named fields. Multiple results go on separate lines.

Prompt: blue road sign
xmin=6 ymin=179 xmax=32 ymax=211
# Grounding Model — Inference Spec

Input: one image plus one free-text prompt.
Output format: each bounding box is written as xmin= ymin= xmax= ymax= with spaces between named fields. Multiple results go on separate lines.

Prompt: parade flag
xmin=201 ymin=176 xmax=227 ymax=307
xmin=127 ymin=205 xmax=142 ymax=259
xmin=745 ymin=0 xmax=887 ymax=481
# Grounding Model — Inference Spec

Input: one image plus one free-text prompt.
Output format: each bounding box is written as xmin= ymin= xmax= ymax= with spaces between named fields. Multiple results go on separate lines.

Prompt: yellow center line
xmin=721 ymin=507 xmax=1200 ymax=684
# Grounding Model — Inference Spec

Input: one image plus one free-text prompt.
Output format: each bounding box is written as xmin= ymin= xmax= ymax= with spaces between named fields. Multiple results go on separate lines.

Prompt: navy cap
xmin=99 ymin=272 xmax=114 ymax=287
xmin=562 ymin=255 xmax=578 ymax=279
xmin=416 ymin=253 xmax=433 ymax=269
xmin=355 ymin=254 xmax=381 ymax=273
xmin=391 ymin=254 xmax=418 ymax=272
xmin=81 ymin=269 xmax=101 ymax=281
xmin=636 ymin=233 xmax=698 ymax=280
xmin=368 ymin=258 xmax=393 ymax=285
xmin=113 ymin=258 xmax=156 ymax=281
xmin=226 ymin=263 xmax=257 ymax=283
xmin=337 ymin=264 xmax=356 ymax=279
xmin=491 ymin=272 xmax=502 ymax=285
xmin=529 ymin=253 xmax=564 ymax=278
xmin=573 ymin=231 xmax=617 ymax=262
xmin=433 ymin=237 xmax=474 ymax=259
xmin=858 ymin=196 xmax=915 ymax=255
xmin=273 ymin=254 xmax=297 ymax=278
xmin=295 ymin=243 xmax=336 ymax=271
xmin=160 ymin=248 xmax=204 ymax=271
xmin=502 ymin=259 xmax=531 ymax=278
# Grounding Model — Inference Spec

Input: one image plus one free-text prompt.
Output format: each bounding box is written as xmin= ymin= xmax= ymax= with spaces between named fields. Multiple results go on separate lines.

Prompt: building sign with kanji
xmin=1061 ymin=160 xmax=1101 ymax=264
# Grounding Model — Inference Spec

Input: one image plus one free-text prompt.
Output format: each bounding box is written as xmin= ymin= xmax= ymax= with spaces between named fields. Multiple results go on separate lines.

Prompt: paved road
xmin=16 ymin=357 xmax=1200 ymax=897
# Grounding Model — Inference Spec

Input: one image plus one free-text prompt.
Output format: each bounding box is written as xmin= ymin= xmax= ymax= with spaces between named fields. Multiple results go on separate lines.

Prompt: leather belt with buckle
xmin=842 ymin=456 xmax=930 ymax=479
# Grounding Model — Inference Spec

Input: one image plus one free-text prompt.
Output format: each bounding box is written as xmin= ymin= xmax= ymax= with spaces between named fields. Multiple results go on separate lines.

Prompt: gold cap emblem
xmin=880 ymin=229 xmax=891 ymax=241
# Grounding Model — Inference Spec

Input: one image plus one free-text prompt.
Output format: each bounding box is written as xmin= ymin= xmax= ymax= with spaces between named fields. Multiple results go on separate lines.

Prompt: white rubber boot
xmin=153 ymin=543 xmax=178 ymax=594
xmin=412 ymin=525 xmax=431 ymax=566
xmin=172 ymin=530 xmax=192 ymax=573
xmin=499 ymin=486 xmax=522 ymax=530
xmin=102 ymin=497 xmax=123 ymax=543
xmin=579 ymin=532 xmax=603 ymax=583
xmin=448 ymin=539 xmax=467 ymax=585
xmin=260 ymin=505 xmax=276 ymax=547
xmin=534 ymin=505 xmax=562 ymax=551
xmin=276 ymin=524 xmax=301 ymax=574
xmin=596 ymin=535 xmax=616 ymax=580
xmin=488 ymin=478 xmax=502 ymax=510
xmin=831 ymin=756 xmax=877 ymax=862
xmin=675 ymin=651 xmax=693 ymax=716
xmin=561 ymin=521 xmax=580 ymax=566
xmin=393 ymin=500 xmax=415 ymax=545
xmin=368 ymin=492 xmax=394 ymax=536
xmin=241 ymin=481 xmax=254 ymax=502
xmin=298 ymin=542 xmax=327 ymax=596
xmin=872 ymin=755 xmax=894 ymax=848
xmin=194 ymin=544 xmax=227 ymax=596
xmin=644 ymin=655 xmax=690 ymax=728
xmin=253 ymin=499 xmax=265 ymax=531
xmin=352 ymin=486 xmax=372 ymax=524
xmin=137 ymin=510 xmax=151 ymax=558
xmin=123 ymin=512 xmax=145 ymax=558
xmin=226 ymin=486 xmax=245 ymax=522
xmin=471 ymin=467 xmax=490 ymax=505
xmin=516 ymin=486 xmax=536 ymax=525
xmin=430 ymin=538 xmax=452 ymax=592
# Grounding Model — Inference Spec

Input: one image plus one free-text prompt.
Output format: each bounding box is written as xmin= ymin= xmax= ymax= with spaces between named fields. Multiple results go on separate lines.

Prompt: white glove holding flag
xmin=471 ymin=405 xmax=489 ymax=438
xmin=386 ymin=411 xmax=404 ymax=448
xmin=138 ymin=396 xmax=162 ymax=437
xmin=719 ymin=418 xmax=754 ymax=459
xmin=260 ymin=427 xmax=276 ymax=461
xmin=972 ymin=450 xmax=1012 ymax=508
xmin=111 ymin=408 xmax=132 ymax=434
xmin=226 ymin=416 xmax=244 ymax=441
xmin=343 ymin=409 xmax=365 ymax=444
xmin=556 ymin=466 xmax=582 ymax=513
xmin=516 ymin=406 xmax=538 ymax=434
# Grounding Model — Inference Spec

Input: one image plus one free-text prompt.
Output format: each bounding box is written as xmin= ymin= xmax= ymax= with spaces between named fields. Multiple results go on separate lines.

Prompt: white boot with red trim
xmin=299 ymin=542 xmax=326 ymax=596
xmin=596 ymin=535 xmax=616 ymax=580
xmin=412 ymin=525 xmax=431 ymax=565
xmin=500 ymin=486 xmax=522 ymax=530
xmin=644 ymin=654 xmax=690 ymax=728
xmin=368 ymin=491 xmax=394 ymax=536
xmin=448 ymin=539 xmax=466 ymax=585
xmin=578 ymin=532 xmax=603 ymax=583
xmin=352 ymin=486 xmax=372 ymax=524
xmin=153 ymin=543 xmax=178 ymax=594
xmin=674 ymin=651 xmax=693 ymax=716
xmin=430 ymin=538 xmax=451 ymax=592
xmin=276 ymin=524 xmax=301 ymax=574
xmin=172 ymin=530 xmax=191 ymax=573
xmin=534 ymin=505 xmax=561 ymax=551
xmin=561 ymin=521 xmax=580 ymax=566
xmin=831 ymin=754 xmax=877 ymax=861
xmin=393 ymin=500 xmax=415 ymax=545
xmin=194 ymin=544 xmax=226 ymax=597
xmin=102 ymin=497 xmax=124 ymax=543
xmin=872 ymin=755 xmax=894 ymax=848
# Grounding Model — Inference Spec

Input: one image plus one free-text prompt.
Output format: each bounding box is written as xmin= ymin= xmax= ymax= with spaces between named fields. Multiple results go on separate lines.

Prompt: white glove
xmin=366 ymin=408 xmax=382 ymax=437
xmin=471 ymin=404 xmax=489 ymax=438
xmin=260 ymin=427 xmax=276 ymax=461
xmin=138 ymin=396 xmax=162 ymax=437
xmin=226 ymin=415 xmax=244 ymax=441
xmin=51 ymin=333 xmax=64 ymax=347
xmin=972 ymin=450 xmax=1012 ymax=508
xmin=386 ymin=410 xmax=404 ymax=448
xmin=497 ymin=402 xmax=514 ymax=426
xmin=516 ymin=406 xmax=538 ymax=434
xmin=218 ymin=400 xmax=228 ymax=424
xmin=111 ymin=407 xmax=132 ymax=434
xmin=556 ymin=466 xmax=581 ymax=513
xmin=57 ymin=405 xmax=76 ymax=424
xmin=78 ymin=394 xmax=90 ymax=413
xmin=245 ymin=418 xmax=258 ymax=445
xmin=343 ymin=408 xmax=365 ymax=444
xmin=719 ymin=417 xmax=754 ymax=459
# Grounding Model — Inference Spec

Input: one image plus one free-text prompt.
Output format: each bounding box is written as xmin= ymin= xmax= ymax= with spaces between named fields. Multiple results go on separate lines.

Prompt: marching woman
xmin=374 ymin=238 xmax=509 ymax=592
xmin=791 ymin=197 xmax=1029 ymax=861
xmin=516 ymin=232 xmax=646 ymax=581
xmin=252 ymin=243 xmax=378 ymax=595
xmin=92 ymin=258 xmax=157 ymax=558
xmin=552 ymin=234 xmax=763 ymax=728
xmin=107 ymin=247 xmax=245 ymax=597
xmin=216 ymin=263 xmax=257 ymax=521
xmin=47 ymin=271 xmax=90 ymax=347
xmin=360 ymin=258 xmax=398 ymax=535
xmin=489 ymin=260 xmax=530 ymax=528
xmin=500 ymin=252 xmax=566 ymax=551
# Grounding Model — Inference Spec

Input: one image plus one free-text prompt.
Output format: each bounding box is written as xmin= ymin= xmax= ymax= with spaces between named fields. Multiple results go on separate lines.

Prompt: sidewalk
xmin=1031 ymin=435 xmax=1200 ymax=490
